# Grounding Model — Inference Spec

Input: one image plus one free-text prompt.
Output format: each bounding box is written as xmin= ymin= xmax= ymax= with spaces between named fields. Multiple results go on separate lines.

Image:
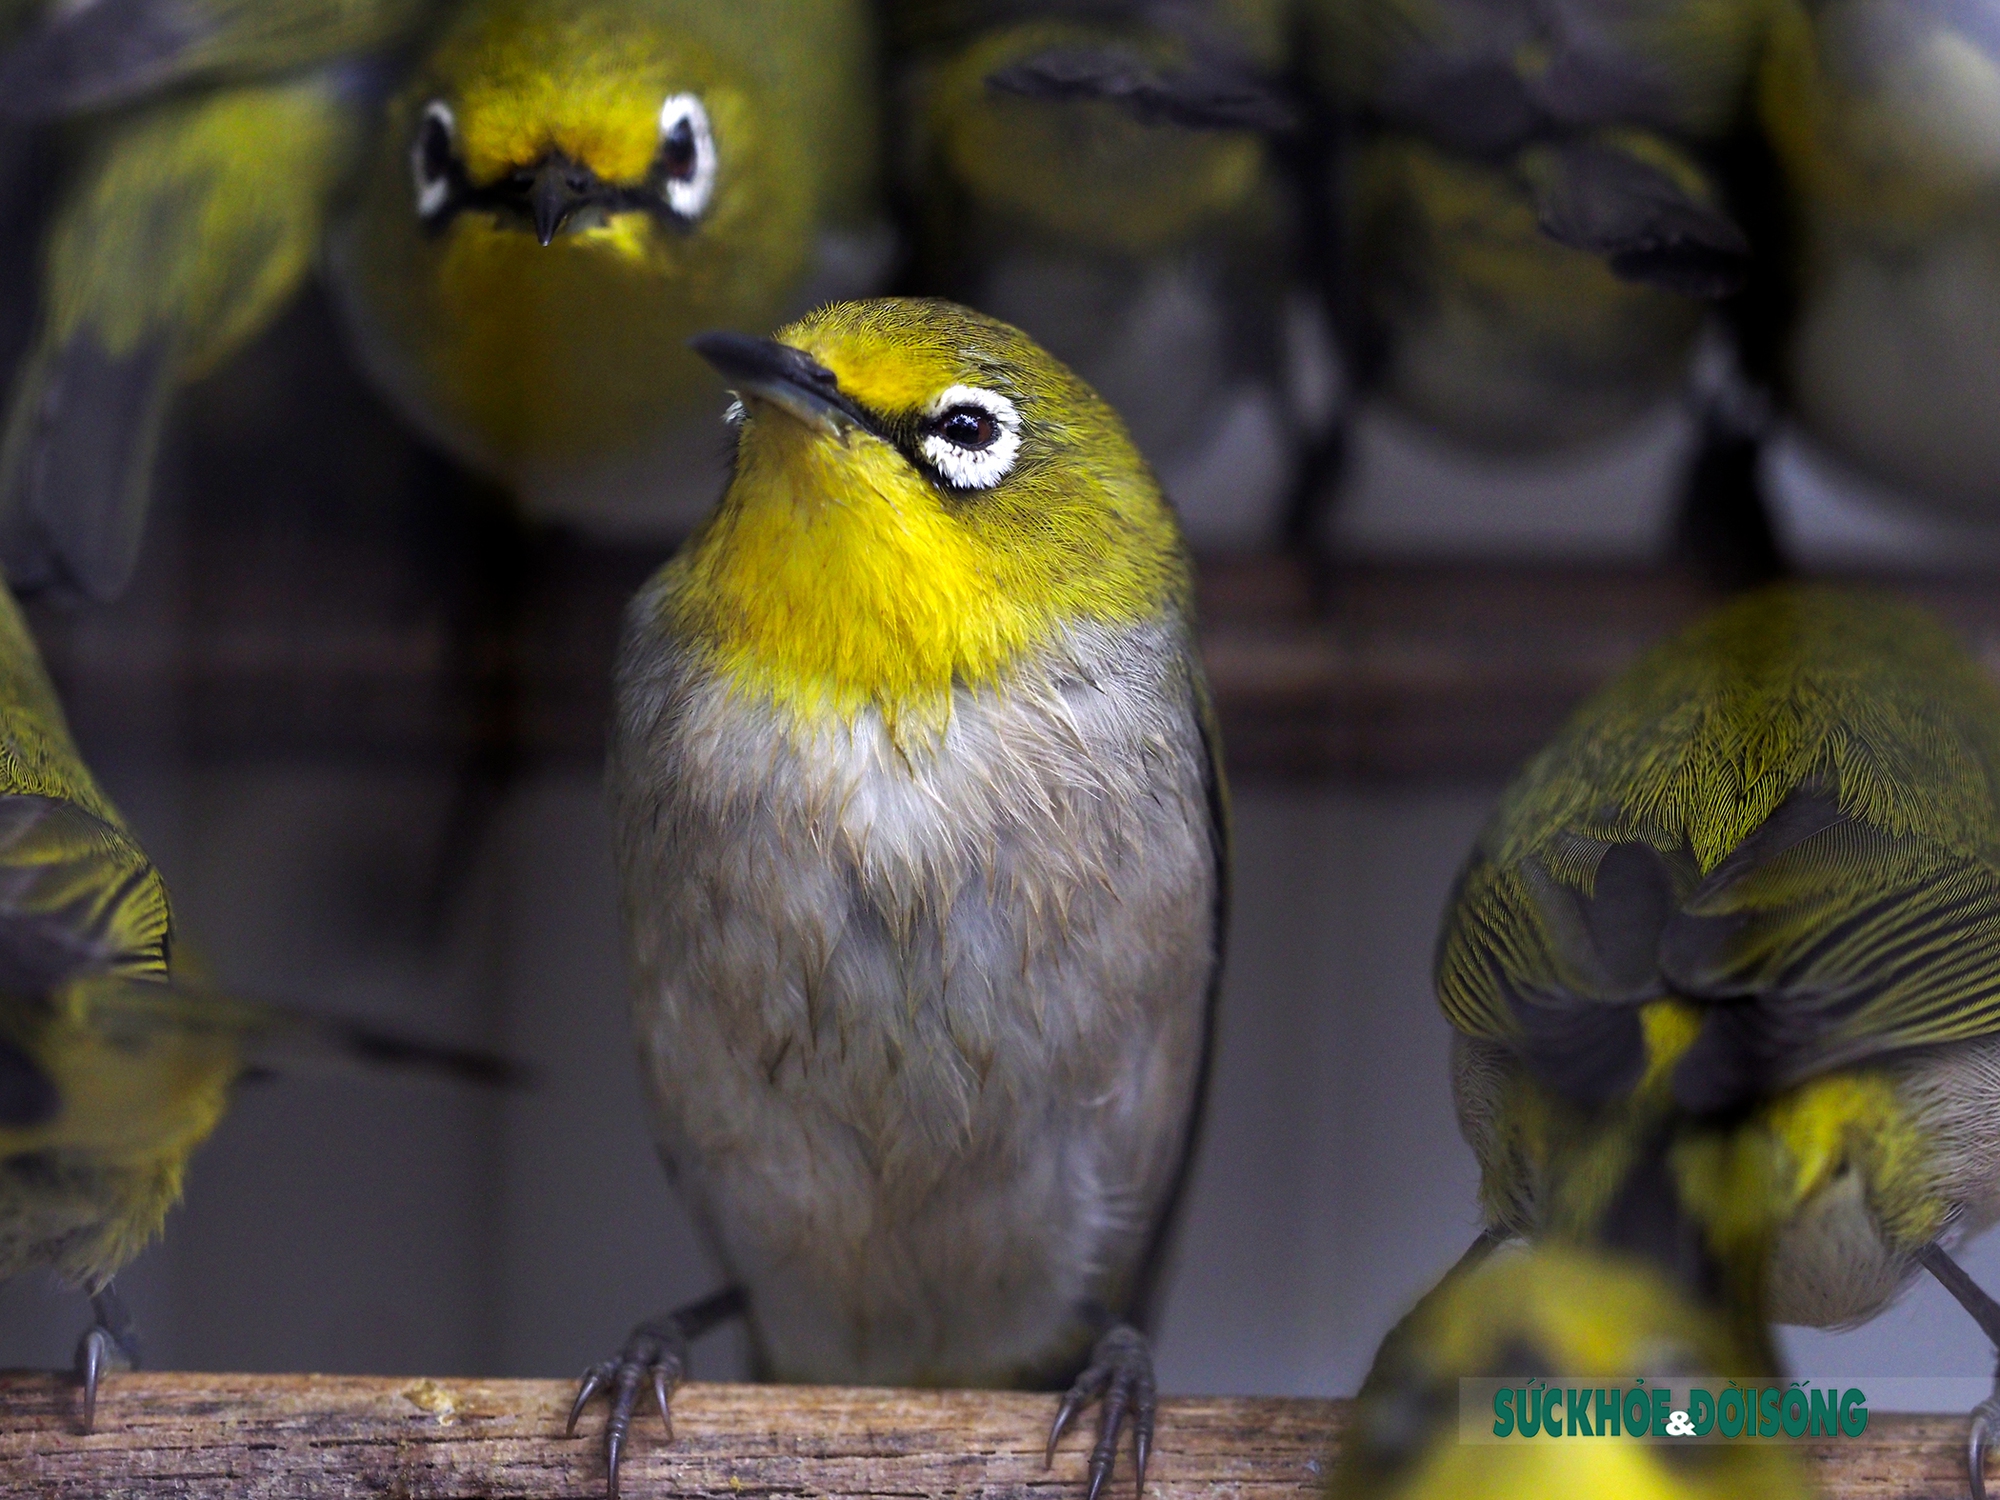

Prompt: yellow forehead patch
xmin=775 ymin=302 xmax=1038 ymax=417
xmin=427 ymin=0 xmax=724 ymax=184
xmin=776 ymin=323 xmax=968 ymax=416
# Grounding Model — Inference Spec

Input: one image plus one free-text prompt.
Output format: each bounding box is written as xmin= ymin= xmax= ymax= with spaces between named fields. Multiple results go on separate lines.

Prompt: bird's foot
xmin=1970 ymin=1382 xmax=2000 ymax=1500
xmin=567 ymin=1286 xmax=745 ymax=1499
xmin=1046 ymin=1322 xmax=1157 ymax=1500
xmin=72 ymin=1286 xmax=140 ymax=1434
xmin=1917 ymin=1244 xmax=2000 ymax=1499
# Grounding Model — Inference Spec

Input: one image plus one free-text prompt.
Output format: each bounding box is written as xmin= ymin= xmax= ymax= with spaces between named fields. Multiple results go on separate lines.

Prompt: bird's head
xmin=659 ymin=298 xmax=1191 ymax=735
xmin=396 ymin=0 xmax=798 ymax=269
xmin=1335 ymin=1245 xmax=1803 ymax=1500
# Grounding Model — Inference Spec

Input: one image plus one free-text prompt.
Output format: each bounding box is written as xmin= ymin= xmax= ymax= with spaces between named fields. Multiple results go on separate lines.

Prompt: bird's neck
xmin=663 ymin=433 xmax=1047 ymax=737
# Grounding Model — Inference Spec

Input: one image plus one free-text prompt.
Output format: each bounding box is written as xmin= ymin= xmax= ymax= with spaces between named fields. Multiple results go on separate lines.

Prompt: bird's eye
xmin=939 ymin=409 xmax=998 ymax=449
xmin=920 ymin=386 xmax=1021 ymax=490
xmin=656 ymin=94 xmax=717 ymax=220
xmin=411 ymin=99 xmax=458 ymax=220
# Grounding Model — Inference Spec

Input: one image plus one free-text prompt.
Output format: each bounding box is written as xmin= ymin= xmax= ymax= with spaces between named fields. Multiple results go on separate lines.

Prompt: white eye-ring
xmin=920 ymin=386 xmax=1021 ymax=490
xmin=411 ymin=99 xmax=457 ymax=219
xmin=657 ymin=93 xmax=717 ymax=220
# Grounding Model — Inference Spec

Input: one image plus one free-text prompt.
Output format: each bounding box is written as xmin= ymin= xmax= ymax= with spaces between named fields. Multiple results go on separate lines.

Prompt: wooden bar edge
xmin=0 ymin=1372 xmax=1972 ymax=1498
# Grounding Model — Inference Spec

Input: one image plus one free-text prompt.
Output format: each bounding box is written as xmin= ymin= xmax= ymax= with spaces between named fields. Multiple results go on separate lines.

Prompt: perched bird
xmin=1757 ymin=0 xmax=2000 ymax=523
xmin=891 ymin=0 xmax=1326 ymax=546
xmin=1435 ymin=585 xmax=2000 ymax=1493
xmin=1335 ymin=1242 xmax=1810 ymax=1500
xmin=1297 ymin=0 xmax=1770 ymax=568
xmin=328 ymin=0 xmax=882 ymax=536
xmin=0 ymin=0 xmax=883 ymax=598
xmin=0 ymin=73 xmax=366 ymax=600
xmin=585 ymin=299 xmax=1227 ymax=1500
xmin=0 ymin=572 xmax=515 ymax=1429
xmin=1338 ymin=124 xmax=1747 ymax=453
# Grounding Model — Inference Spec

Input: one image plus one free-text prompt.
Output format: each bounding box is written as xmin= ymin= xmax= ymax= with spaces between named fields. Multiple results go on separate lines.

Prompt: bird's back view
xmin=589 ymin=299 xmax=1227 ymax=1499
xmin=1437 ymin=585 xmax=2000 ymax=1489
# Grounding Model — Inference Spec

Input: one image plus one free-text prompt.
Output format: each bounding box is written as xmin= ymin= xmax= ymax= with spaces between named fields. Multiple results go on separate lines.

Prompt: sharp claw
xmin=1973 ymin=1406 xmax=1993 ymax=1500
xmin=606 ymin=1421 xmax=624 ymax=1500
xmin=78 ymin=1336 xmax=103 ymax=1440
xmin=1047 ymin=1391 xmax=1084 ymax=1467
xmin=1134 ymin=1424 xmax=1151 ymax=1497
xmin=568 ymin=1367 xmax=606 ymax=1436
xmin=654 ymin=1368 xmax=673 ymax=1436
xmin=1090 ymin=1385 xmax=1130 ymax=1500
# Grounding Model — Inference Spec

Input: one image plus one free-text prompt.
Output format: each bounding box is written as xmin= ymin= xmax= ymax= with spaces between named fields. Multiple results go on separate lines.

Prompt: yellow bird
xmin=0 ymin=572 xmax=513 ymax=1429
xmin=1341 ymin=124 xmax=1746 ymax=453
xmin=328 ymin=0 xmax=881 ymax=537
xmin=1335 ymin=1243 xmax=1810 ymax=1500
xmin=1437 ymin=585 xmax=2000 ymax=1494
xmin=583 ymin=299 xmax=1227 ymax=1500
xmin=0 ymin=0 xmax=882 ymax=599
xmin=1298 ymin=0 xmax=1772 ymax=573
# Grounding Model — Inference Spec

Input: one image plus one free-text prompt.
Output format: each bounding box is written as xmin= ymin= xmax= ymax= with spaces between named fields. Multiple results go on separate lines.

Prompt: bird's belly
xmin=1765 ymin=1167 xmax=1911 ymax=1326
xmin=1353 ymin=138 xmax=1704 ymax=453
xmin=614 ymin=638 xmax=1217 ymax=1386
xmin=0 ymin=1149 xmax=174 ymax=1290
xmin=1790 ymin=222 xmax=2000 ymax=515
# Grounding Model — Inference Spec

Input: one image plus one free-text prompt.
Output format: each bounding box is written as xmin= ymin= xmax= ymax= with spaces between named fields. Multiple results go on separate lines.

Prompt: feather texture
xmin=1439 ymin=584 xmax=2000 ymax=1325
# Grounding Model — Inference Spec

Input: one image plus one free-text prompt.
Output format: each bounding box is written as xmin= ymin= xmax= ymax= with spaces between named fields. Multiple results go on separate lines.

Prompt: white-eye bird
xmin=1297 ymin=0 xmax=1771 ymax=569
xmin=1759 ymin=0 xmax=2000 ymax=523
xmin=327 ymin=0 xmax=882 ymax=538
xmin=581 ymin=299 xmax=1227 ymax=1500
xmin=1340 ymin=123 xmax=1748 ymax=452
xmin=1437 ymin=585 xmax=2000 ymax=1496
xmin=0 ymin=0 xmax=883 ymax=599
xmin=891 ymin=0 xmax=1325 ymax=546
xmin=0 ymin=571 xmax=515 ymax=1430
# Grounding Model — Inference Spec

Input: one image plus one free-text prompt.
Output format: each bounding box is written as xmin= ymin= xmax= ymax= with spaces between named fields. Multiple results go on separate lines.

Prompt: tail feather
xmin=60 ymin=974 xmax=528 ymax=1093
xmin=0 ymin=334 xmax=171 ymax=602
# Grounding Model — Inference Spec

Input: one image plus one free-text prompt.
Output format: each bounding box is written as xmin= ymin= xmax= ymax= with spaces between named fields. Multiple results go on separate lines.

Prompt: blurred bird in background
xmin=0 ymin=72 xmax=368 ymax=601
xmin=889 ymin=0 xmax=1334 ymax=547
xmin=331 ymin=0 xmax=883 ymax=537
xmin=1435 ymin=585 xmax=2000 ymax=1494
xmin=1297 ymin=0 xmax=1774 ymax=576
xmin=0 ymin=571 xmax=517 ymax=1431
xmin=0 ymin=0 xmax=437 ymax=112
xmin=1757 ymin=0 xmax=2000 ymax=526
xmin=1333 ymin=1243 xmax=1809 ymax=1500
xmin=586 ymin=300 xmax=1227 ymax=1499
xmin=0 ymin=0 xmax=884 ymax=601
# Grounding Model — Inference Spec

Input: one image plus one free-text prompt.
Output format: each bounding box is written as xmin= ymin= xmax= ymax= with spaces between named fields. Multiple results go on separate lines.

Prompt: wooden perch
xmin=0 ymin=1372 xmax=1975 ymax=1498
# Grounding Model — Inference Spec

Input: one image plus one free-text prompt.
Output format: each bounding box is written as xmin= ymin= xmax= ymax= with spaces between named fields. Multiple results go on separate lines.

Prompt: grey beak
xmin=530 ymin=158 xmax=582 ymax=245
xmin=690 ymin=331 xmax=875 ymax=438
